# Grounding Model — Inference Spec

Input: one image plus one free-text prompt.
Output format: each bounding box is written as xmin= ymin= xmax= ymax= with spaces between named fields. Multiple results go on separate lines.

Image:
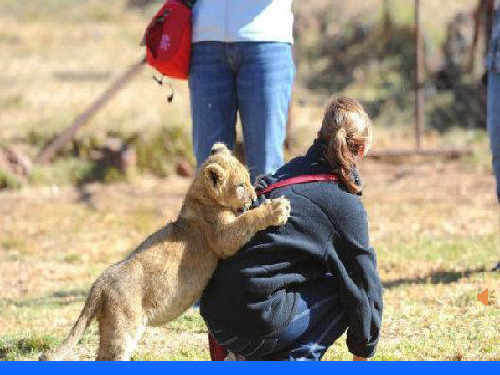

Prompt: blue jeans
xmin=189 ymin=42 xmax=294 ymax=181
xmin=488 ymin=71 xmax=500 ymax=201
xmin=208 ymin=277 xmax=348 ymax=361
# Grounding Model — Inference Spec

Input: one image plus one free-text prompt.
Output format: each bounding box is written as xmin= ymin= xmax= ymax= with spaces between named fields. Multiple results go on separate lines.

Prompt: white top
xmin=192 ymin=0 xmax=294 ymax=44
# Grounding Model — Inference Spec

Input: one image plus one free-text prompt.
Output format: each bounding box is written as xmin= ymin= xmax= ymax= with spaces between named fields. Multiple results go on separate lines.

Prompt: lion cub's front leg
xmin=216 ymin=197 xmax=291 ymax=258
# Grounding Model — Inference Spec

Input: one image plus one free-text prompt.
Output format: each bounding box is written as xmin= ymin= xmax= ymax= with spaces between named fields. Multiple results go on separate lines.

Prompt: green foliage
xmin=25 ymin=127 xmax=193 ymax=186
xmin=132 ymin=352 xmax=167 ymax=361
xmin=103 ymin=167 xmax=127 ymax=184
xmin=134 ymin=126 xmax=194 ymax=178
xmin=63 ymin=253 xmax=83 ymax=264
xmin=28 ymin=158 xmax=94 ymax=186
xmin=0 ymin=335 xmax=58 ymax=361
xmin=167 ymin=309 xmax=206 ymax=334
xmin=0 ymin=237 xmax=25 ymax=251
xmin=295 ymin=7 xmax=416 ymax=95
xmin=0 ymin=169 xmax=22 ymax=190
xmin=26 ymin=130 xmax=54 ymax=149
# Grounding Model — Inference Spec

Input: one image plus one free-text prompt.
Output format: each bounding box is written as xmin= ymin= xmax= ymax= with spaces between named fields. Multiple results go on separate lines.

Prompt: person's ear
xmin=357 ymin=144 xmax=366 ymax=159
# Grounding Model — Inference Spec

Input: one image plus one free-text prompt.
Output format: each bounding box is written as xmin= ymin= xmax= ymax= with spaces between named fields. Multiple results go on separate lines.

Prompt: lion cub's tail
xmin=39 ymin=282 xmax=102 ymax=361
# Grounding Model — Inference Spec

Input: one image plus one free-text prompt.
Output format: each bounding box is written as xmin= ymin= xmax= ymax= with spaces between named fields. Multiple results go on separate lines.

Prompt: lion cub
xmin=40 ymin=143 xmax=290 ymax=361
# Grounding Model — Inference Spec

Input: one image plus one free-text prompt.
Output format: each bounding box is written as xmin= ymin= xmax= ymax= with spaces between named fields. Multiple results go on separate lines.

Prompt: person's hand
xmin=353 ymin=355 xmax=368 ymax=361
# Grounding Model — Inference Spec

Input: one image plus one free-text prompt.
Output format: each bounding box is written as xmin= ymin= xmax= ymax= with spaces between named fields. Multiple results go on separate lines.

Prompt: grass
xmin=0 ymin=335 xmax=59 ymax=361
xmin=0 ymin=169 xmax=22 ymax=189
xmin=0 ymin=0 xmax=191 ymax=153
xmin=0 ymin=142 xmax=498 ymax=360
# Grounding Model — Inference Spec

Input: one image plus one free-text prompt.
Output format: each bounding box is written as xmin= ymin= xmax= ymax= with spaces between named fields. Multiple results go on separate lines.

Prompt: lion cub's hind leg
xmin=96 ymin=294 xmax=145 ymax=361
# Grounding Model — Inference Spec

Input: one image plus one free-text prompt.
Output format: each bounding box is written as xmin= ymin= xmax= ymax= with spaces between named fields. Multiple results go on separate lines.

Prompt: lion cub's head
xmin=198 ymin=143 xmax=256 ymax=213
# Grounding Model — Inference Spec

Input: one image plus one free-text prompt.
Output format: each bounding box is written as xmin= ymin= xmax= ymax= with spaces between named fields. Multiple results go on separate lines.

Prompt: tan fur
xmin=40 ymin=144 xmax=290 ymax=361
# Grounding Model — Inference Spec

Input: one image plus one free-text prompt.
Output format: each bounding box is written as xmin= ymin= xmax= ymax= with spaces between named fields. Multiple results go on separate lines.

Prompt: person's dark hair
xmin=318 ymin=98 xmax=373 ymax=194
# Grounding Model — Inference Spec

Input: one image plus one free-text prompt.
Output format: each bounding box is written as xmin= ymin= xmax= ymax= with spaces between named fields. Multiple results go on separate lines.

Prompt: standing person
xmin=487 ymin=1 xmax=500 ymax=203
xmin=200 ymin=98 xmax=383 ymax=361
xmin=486 ymin=1 xmax=500 ymax=272
xmin=189 ymin=0 xmax=295 ymax=181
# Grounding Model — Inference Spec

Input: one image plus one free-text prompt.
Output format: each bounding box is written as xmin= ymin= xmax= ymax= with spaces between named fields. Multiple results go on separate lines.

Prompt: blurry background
xmin=0 ymin=0 xmax=498 ymax=361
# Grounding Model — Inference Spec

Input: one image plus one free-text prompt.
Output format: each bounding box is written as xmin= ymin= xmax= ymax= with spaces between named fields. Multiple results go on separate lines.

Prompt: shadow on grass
xmin=76 ymin=184 xmax=96 ymax=210
xmin=383 ymin=266 xmax=488 ymax=289
xmin=0 ymin=335 xmax=58 ymax=361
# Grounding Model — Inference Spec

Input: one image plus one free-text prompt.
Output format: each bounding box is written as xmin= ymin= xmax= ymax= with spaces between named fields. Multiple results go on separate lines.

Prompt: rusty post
xmin=415 ymin=0 xmax=425 ymax=150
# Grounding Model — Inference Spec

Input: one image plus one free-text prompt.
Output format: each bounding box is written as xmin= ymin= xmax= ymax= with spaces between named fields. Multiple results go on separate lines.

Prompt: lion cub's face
xmin=202 ymin=144 xmax=257 ymax=213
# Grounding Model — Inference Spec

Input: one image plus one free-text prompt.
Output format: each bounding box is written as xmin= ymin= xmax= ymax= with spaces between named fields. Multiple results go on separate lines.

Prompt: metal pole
xmin=415 ymin=0 xmax=425 ymax=150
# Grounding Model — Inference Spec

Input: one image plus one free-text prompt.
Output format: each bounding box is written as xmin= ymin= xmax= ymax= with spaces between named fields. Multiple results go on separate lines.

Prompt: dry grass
xmin=0 ymin=0 xmax=191 ymax=147
xmin=1 ymin=124 xmax=499 ymax=360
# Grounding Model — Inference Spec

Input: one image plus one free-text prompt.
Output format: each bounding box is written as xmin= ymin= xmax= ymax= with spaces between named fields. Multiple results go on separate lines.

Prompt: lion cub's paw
xmin=265 ymin=197 xmax=291 ymax=226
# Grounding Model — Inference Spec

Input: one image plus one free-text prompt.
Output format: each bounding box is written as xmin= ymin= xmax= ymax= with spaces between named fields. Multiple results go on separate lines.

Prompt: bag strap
xmin=256 ymin=174 xmax=339 ymax=197
xmin=181 ymin=0 xmax=197 ymax=9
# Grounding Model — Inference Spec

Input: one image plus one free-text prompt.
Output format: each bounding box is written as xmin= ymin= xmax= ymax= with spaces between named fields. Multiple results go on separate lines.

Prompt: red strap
xmin=208 ymin=333 xmax=228 ymax=361
xmin=257 ymin=174 xmax=338 ymax=196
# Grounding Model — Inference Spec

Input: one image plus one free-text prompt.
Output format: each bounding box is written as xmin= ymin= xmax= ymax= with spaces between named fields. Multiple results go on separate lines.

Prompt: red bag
xmin=142 ymin=0 xmax=196 ymax=80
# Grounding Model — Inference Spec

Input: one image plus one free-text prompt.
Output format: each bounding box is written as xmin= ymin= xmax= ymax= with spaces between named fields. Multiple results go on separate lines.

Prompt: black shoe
xmin=492 ymin=261 xmax=500 ymax=272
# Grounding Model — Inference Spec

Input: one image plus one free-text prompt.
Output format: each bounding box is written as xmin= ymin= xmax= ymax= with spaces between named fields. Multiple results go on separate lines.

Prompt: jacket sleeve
xmin=325 ymin=197 xmax=383 ymax=358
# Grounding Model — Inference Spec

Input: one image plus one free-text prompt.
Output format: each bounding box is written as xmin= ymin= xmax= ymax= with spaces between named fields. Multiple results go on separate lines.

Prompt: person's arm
xmin=326 ymin=196 xmax=383 ymax=359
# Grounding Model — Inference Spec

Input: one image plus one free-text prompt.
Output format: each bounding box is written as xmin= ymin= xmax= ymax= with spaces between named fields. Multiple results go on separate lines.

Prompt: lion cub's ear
xmin=204 ymin=163 xmax=227 ymax=188
xmin=210 ymin=142 xmax=231 ymax=156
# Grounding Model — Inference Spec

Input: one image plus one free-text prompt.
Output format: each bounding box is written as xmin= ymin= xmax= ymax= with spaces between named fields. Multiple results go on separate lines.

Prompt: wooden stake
xmin=366 ymin=148 xmax=473 ymax=159
xmin=37 ymin=58 xmax=146 ymax=164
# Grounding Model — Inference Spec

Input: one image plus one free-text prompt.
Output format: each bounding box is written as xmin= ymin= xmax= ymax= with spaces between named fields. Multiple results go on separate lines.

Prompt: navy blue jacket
xmin=200 ymin=139 xmax=383 ymax=358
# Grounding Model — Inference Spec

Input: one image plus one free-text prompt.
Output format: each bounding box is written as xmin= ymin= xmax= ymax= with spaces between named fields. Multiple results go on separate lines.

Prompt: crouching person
xmin=200 ymin=98 xmax=383 ymax=361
